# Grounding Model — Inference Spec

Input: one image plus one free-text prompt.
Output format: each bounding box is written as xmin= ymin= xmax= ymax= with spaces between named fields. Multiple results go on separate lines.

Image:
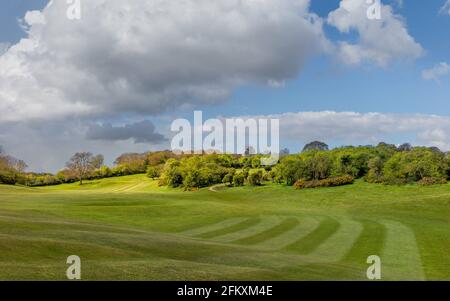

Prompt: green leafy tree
xmin=232 ymin=173 xmax=245 ymax=187
xmin=302 ymin=141 xmax=328 ymax=152
xmin=146 ymin=166 xmax=161 ymax=180
xmin=247 ymin=169 xmax=264 ymax=186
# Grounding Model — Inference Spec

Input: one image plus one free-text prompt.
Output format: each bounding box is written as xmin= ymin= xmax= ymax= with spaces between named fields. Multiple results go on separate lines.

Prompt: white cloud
xmin=0 ymin=43 xmax=9 ymax=56
xmin=422 ymin=62 xmax=450 ymax=82
xmin=440 ymin=0 xmax=450 ymax=15
xmin=234 ymin=111 xmax=450 ymax=151
xmin=0 ymin=0 xmax=327 ymax=122
xmin=328 ymin=0 xmax=423 ymax=66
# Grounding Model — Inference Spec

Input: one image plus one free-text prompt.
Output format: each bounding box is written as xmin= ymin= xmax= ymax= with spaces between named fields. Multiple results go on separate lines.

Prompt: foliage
xmin=66 ymin=152 xmax=103 ymax=185
xmin=146 ymin=165 xmax=162 ymax=180
xmin=382 ymin=148 xmax=448 ymax=184
xmin=232 ymin=173 xmax=245 ymax=187
xmin=294 ymin=175 xmax=354 ymax=189
xmin=247 ymin=169 xmax=264 ymax=186
xmin=114 ymin=153 xmax=148 ymax=174
xmin=302 ymin=141 xmax=329 ymax=152
xmin=417 ymin=177 xmax=447 ymax=186
xmin=0 ymin=150 xmax=28 ymax=185
xmin=222 ymin=172 xmax=234 ymax=186
xmin=2 ymin=143 xmax=449 ymax=188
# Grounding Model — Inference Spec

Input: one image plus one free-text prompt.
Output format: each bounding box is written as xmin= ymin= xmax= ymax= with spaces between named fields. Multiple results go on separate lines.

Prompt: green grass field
xmin=0 ymin=174 xmax=448 ymax=280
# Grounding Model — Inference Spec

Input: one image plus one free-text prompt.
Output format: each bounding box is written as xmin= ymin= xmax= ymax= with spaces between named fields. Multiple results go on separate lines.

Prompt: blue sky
xmin=207 ymin=0 xmax=450 ymax=117
xmin=0 ymin=0 xmax=449 ymax=171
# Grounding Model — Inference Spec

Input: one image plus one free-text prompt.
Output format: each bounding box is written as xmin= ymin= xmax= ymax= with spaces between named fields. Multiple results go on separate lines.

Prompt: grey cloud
xmin=0 ymin=0 xmax=326 ymax=122
xmin=86 ymin=120 xmax=166 ymax=144
xmin=0 ymin=119 xmax=169 ymax=173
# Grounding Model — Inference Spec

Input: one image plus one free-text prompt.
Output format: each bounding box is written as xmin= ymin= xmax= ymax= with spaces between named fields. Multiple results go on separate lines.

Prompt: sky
xmin=0 ymin=0 xmax=449 ymax=172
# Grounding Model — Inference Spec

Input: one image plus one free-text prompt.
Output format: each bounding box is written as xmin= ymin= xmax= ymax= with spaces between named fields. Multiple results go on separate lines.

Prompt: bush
xmin=382 ymin=148 xmax=448 ymax=184
xmin=167 ymin=168 xmax=183 ymax=188
xmin=146 ymin=166 xmax=161 ymax=180
xmin=222 ymin=173 xmax=234 ymax=186
xmin=294 ymin=175 xmax=354 ymax=189
xmin=275 ymin=157 xmax=304 ymax=185
xmin=417 ymin=177 xmax=447 ymax=186
xmin=232 ymin=173 xmax=245 ymax=187
xmin=247 ymin=169 xmax=264 ymax=186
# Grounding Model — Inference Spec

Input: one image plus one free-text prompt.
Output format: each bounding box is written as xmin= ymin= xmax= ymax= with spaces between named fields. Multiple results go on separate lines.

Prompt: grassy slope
xmin=0 ymin=174 xmax=448 ymax=280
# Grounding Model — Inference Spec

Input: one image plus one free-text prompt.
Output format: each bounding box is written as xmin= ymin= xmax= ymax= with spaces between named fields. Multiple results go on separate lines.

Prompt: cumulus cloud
xmin=328 ymin=0 xmax=423 ymax=66
xmin=0 ymin=43 xmax=9 ymax=55
xmin=0 ymin=0 xmax=327 ymax=122
xmin=86 ymin=120 xmax=166 ymax=144
xmin=422 ymin=62 xmax=450 ymax=83
xmin=234 ymin=111 xmax=450 ymax=151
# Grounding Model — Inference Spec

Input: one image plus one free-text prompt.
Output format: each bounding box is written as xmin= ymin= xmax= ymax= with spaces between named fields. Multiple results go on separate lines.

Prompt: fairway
xmin=0 ymin=174 xmax=449 ymax=280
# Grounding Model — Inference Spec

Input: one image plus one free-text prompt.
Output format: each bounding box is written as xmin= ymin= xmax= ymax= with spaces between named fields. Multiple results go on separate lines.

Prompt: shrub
xmin=242 ymin=168 xmax=250 ymax=179
xmin=146 ymin=166 xmax=161 ymax=180
xmin=222 ymin=173 xmax=234 ymax=186
xmin=232 ymin=173 xmax=245 ymax=187
xmin=294 ymin=175 xmax=354 ymax=189
xmin=247 ymin=169 xmax=264 ymax=186
xmin=275 ymin=157 xmax=304 ymax=185
xmin=417 ymin=177 xmax=447 ymax=186
xmin=382 ymin=147 xmax=448 ymax=184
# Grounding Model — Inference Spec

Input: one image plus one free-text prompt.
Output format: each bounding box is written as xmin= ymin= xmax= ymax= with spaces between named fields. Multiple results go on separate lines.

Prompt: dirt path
xmin=208 ymin=184 xmax=227 ymax=192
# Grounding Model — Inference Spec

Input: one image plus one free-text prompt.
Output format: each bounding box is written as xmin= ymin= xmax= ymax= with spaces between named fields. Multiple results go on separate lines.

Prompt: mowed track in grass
xmin=0 ymin=174 xmax=448 ymax=280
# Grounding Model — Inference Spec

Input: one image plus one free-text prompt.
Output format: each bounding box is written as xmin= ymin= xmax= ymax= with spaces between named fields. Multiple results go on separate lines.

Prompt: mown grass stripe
xmin=342 ymin=219 xmax=386 ymax=264
xmin=232 ymin=217 xmax=299 ymax=245
xmin=284 ymin=217 xmax=340 ymax=255
xmin=197 ymin=218 xmax=261 ymax=239
xmin=309 ymin=219 xmax=363 ymax=263
xmin=255 ymin=217 xmax=321 ymax=250
xmin=381 ymin=220 xmax=425 ymax=280
xmin=212 ymin=216 xmax=280 ymax=242
xmin=180 ymin=218 xmax=248 ymax=236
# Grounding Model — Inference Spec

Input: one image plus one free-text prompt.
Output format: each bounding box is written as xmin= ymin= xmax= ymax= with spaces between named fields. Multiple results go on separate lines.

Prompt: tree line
xmin=0 ymin=142 xmax=449 ymax=188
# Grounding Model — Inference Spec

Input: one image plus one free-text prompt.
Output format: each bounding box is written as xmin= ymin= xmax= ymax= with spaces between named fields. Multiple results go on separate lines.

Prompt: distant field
xmin=0 ymin=174 xmax=448 ymax=280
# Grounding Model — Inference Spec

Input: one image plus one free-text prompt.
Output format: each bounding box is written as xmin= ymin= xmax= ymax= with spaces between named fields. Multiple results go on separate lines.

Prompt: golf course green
xmin=0 ymin=174 xmax=448 ymax=280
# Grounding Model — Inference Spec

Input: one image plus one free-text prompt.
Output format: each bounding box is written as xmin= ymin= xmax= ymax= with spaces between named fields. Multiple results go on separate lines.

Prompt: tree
xmin=222 ymin=173 xmax=234 ymax=186
xmin=366 ymin=157 xmax=384 ymax=183
xmin=247 ymin=169 xmax=264 ymax=186
xmin=146 ymin=166 xmax=161 ymax=180
xmin=114 ymin=153 xmax=148 ymax=173
xmin=398 ymin=143 xmax=412 ymax=152
xmin=275 ymin=157 xmax=304 ymax=185
xmin=232 ymin=173 xmax=245 ymax=187
xmin=0 ymin=149 xmax=28 ymax=185
xmin=66 ymin=152 xmax=99 ymax=185
xmin=280 ymin=148 xmax=290 ymax=157
xmin=382 ymin=147 xmax=448 ymax=184
xmin=302 ymin=141 xmax=329 ymax=152
xmin=91 ymin=154 xmax=104 ymax=169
